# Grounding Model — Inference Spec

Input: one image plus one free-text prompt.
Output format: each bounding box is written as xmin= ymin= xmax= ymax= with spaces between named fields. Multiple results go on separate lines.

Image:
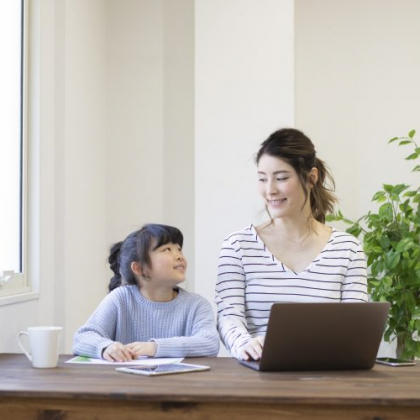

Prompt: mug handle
xmin=18 ymin=331 xmax=32 ymax=362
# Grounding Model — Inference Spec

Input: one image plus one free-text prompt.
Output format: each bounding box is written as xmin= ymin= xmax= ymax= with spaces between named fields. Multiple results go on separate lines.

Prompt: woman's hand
xmin=102 ymin=342 xmax=134 ymax=362
xmin=125 ymin=342 xmax=158 ymax=358
xmin=241 ymin=336 xmax=265 ymax=361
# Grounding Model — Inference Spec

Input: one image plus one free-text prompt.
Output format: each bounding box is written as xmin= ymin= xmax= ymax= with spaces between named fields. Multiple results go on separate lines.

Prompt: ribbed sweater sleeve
xmin=152 ymin=297 xmax=219 ymax=358
xmin=72 ymin=286 xmax=219 ymax=359
xmin=72 ymin=292 xmax=120 ymax=359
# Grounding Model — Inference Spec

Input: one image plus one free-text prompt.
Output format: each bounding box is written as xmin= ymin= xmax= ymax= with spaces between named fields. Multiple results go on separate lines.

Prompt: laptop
xmin=240 ymin=301 xmax=390 ymax=372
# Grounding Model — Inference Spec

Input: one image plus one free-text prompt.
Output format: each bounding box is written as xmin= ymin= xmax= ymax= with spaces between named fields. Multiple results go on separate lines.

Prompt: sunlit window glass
xmin=0 ymin=1 xmax=23 ymax=276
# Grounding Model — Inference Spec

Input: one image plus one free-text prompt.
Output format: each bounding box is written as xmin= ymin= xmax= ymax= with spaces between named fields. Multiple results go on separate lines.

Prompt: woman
xmin=215 ymin=128 xmax=367 ymax=361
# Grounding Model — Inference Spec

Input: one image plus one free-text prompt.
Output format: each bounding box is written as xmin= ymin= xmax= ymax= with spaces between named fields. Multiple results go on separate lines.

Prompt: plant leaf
xmin=346 ymin=224 xmax=362 ymax=238
xmin=379 ymin=202 xmax=394 ymax=222
xmin=384 ymin=250 xmax=400 ymax=270
xmin=396 ymin=238 xmax=415 ymax=253
xmin=325 ymin=214 xmax=336 ymax=222
xmin=372 ymin=191 xmax=386 ymax=202
xmin=406 ymin=153 xmax=419 ymax=160
xmin=392 ymin=184 xmax=410 ymax=195
xmin=379 ymin=235 xmax=391 ymax=250
xmin=409 ymin=129 xmax=416 ymax=138
xmin=383 ymin=184 xmax=394 ymax=194
xmin=405 ymin=290 xmax=416 ymax=313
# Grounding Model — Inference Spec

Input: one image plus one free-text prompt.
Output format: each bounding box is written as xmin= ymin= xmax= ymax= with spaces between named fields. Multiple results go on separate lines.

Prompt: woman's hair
xmin=108 ymin=224 xmax=184 ymax=292
xmin=256 ymin=128 xmax=337 ymax=223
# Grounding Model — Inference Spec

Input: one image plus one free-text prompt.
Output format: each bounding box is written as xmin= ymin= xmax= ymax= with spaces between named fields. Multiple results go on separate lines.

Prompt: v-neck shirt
xmin=215 ymin=224 xmax=368 ymax=359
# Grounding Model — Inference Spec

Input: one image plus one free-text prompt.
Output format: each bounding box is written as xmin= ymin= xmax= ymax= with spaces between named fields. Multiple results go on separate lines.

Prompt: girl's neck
xmin=139 ymin=285 xmax=178 ymax=302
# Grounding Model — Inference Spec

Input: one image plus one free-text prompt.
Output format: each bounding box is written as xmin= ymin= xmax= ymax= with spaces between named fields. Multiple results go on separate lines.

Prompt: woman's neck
xmin=274 ymin=222 xmax=312 ymax=245
xmin=268 ymin=209 xmax=315 ymax=233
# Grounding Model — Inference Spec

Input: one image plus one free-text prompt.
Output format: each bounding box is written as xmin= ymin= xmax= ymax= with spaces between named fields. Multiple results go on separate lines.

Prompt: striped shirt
xmin=215 ymin=224 xmax=368 ymax=359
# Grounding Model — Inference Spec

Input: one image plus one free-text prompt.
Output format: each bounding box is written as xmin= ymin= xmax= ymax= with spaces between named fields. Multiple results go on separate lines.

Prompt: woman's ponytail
xmin=310 ymin=157 xmax=336 ymax=223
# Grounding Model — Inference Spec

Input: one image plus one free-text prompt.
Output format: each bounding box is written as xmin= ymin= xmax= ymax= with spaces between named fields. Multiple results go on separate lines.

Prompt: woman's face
xmin=257 ymin=154 xmax=313 ymax=220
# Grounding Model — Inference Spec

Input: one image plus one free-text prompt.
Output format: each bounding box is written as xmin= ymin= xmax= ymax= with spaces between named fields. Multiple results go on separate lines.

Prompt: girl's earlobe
xmin=131 ymin=261 xmax=143 ymax=277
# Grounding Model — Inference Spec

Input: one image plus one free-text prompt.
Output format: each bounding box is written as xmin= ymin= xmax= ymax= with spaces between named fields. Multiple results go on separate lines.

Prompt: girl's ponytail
xmin=107 ymin=224 xmax=184 ymax=292
xmin=108 ymin=241 xmax=123 ymax=292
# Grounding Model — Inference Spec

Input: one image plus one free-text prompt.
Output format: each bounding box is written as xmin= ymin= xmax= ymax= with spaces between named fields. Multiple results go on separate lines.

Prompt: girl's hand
xmin=241 ymin=336 xmax=265 ymax=361
xmin=126 ymin=342 xmax=158 ymax=358
xmin=102 ymin=342 xmax=134 ymax=362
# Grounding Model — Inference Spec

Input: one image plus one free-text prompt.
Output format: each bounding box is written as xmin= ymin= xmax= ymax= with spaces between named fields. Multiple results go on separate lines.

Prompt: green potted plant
xmin=327 ymin=130 xmax=420 ymax=360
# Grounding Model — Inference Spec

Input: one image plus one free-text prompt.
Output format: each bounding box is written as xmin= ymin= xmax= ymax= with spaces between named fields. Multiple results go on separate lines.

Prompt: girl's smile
xmin=143 ymin=242 xmax=187 ymax=285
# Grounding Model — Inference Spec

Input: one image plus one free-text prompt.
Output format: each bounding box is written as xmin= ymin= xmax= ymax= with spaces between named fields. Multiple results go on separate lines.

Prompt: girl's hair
xmin=108 ymin=224 xmax=184 ymax=292
xmin=256 ymin=128 xmax=337 ymax=223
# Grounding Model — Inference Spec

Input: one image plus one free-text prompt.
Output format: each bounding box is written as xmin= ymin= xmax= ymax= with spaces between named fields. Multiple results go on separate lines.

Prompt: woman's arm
xmin=215 ymin=235 xmax=253 ymax=359
xmin=342 ymin=240 xmax=368 ymax=302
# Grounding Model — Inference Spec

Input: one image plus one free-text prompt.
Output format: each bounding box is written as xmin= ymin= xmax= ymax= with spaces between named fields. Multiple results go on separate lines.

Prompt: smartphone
xmin=375 ymin=357 xmax=415 ymax=367
xmin=116 ymin=363 xmax=210 ymax=376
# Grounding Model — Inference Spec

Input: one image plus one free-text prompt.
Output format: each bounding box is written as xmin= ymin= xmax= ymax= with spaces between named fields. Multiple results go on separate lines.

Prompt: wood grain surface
xmin=1 ymin=353 xmax=419 ymax=419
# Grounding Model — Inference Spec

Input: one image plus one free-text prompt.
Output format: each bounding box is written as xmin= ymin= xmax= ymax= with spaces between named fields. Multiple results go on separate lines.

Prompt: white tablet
xmin=115 ymin=362 xmax=210 ymax=376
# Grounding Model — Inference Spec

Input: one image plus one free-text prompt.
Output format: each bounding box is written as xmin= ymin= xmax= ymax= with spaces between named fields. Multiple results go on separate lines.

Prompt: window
xmin=0 ymin=0 xmax=29 ymax=300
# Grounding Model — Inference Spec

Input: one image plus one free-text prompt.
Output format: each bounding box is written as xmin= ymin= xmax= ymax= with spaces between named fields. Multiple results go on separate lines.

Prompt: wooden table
xmin=1 ymin=353 xmax=420 ymax=419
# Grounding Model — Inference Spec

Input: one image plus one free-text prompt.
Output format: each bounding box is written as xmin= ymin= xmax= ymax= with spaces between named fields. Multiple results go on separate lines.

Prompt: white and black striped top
xmin=215 ymin=224 xmax=368 ymax=359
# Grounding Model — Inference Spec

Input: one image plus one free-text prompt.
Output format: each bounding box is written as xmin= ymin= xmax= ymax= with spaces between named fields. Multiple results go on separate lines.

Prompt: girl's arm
xmin=72 ymin=293 xmax=120 ymax=359
xmin=215 ymin=236 xmax=253 ymax=359
xmin=150 ymin=297 xmax=220 ymax=358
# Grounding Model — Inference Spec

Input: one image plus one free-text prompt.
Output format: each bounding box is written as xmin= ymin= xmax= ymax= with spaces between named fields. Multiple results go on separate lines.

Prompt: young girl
xmin=215 ymin=128 xmax=368 ymax=361
xmin=73 ymin=224 xmax=219 ymax=361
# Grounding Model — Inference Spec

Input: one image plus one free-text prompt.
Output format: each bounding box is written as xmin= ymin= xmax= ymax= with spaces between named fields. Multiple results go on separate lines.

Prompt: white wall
xmin=295 ymin=0 xmax=420 ymax=356
xmin=194 ymin=0 xmax=295 ymax=302
xmin=105 ymin=0 xmax=195 ymax=291
xmin=162 ymin=0 xmax=195 ymax=287
xmin=105 ymin=0 xmax=164 ymax=243
xmin=295 ymin=0 xmax=420 ymax=221
xmin=55 ymin=0 xmax=108 ymax=350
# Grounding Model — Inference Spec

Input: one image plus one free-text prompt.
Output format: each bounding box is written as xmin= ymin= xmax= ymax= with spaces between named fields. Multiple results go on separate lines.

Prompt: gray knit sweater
xmin=73 ymin=285 xmax=220 ymax=359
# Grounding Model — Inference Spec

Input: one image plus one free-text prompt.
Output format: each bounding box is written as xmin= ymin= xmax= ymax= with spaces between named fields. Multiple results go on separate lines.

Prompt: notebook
xmin=239 ymin=301 xmax=390 ymax=372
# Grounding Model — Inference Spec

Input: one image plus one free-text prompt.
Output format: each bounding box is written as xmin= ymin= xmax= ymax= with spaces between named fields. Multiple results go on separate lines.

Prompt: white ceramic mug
xmin=18 ymin=326 xmax=63 ymax=368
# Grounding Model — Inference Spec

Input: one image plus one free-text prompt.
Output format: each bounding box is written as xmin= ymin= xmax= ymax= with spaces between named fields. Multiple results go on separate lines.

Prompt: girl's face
xmin=257 ymin=154 xmax=315 ymax=220
xmin=142 ymin=242 xmax=187 ymax=286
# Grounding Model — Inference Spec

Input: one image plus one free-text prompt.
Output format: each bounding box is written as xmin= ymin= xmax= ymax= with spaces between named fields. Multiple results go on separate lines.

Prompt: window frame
xmin=0 ymin=0 xmax=36 ymax=305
